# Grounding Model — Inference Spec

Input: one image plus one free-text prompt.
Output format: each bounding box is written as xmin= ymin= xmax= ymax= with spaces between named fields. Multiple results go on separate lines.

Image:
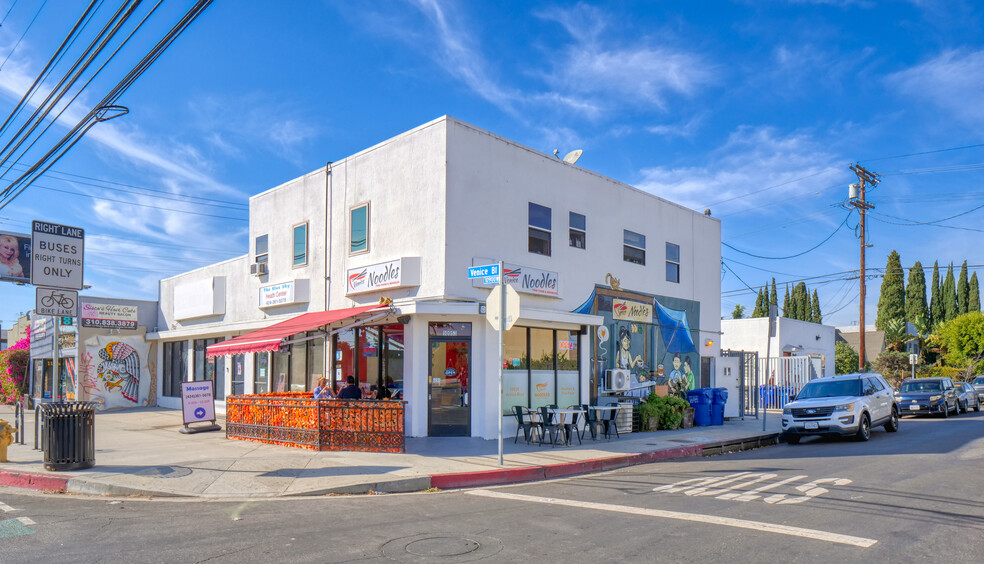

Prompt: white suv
xmin=781 ymin=373 xmax=900 ymax=444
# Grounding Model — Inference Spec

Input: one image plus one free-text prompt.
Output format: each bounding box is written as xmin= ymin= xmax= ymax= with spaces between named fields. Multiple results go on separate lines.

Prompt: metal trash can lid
xmin=39 ymin=402 xmax=99 ymax=415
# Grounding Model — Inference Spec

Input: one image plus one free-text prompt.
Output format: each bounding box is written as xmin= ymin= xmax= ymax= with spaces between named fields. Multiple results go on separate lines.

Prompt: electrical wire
xmin=30 ymin=184 xmax=247 ymax=220
xmin=0 ymin=0 xmax=48 ymax=72
xmin=722 ymin=210 xmax=852 ymax=260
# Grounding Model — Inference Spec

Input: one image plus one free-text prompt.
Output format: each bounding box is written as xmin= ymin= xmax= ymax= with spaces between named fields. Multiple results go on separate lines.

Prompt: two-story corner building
xmin=151 ymin=116 xmax=722 ymax=439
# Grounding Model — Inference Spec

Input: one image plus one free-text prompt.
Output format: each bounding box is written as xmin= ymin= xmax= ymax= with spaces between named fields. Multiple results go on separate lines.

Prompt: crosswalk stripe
xmin=0 ymin=502 xmax=18 ymax=512
xmin=467 ymin=489 xmax=877 ymax=548
xmin=16 ymin=517 xmax=35 ymax=525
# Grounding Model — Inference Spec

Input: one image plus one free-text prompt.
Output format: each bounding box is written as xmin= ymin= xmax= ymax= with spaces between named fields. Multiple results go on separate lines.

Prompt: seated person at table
xmin=337 ymin=375 xmax=363 ymax=400
xmin=313 ymin=377 xmax=335 ymax=399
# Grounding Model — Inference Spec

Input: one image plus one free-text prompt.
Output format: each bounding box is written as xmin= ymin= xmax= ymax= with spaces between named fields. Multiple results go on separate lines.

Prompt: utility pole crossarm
xmin=848 ymin=163 xmax=881 ymax=372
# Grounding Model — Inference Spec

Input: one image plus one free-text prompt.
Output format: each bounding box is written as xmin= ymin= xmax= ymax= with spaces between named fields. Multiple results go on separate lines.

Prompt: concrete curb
xmin=1 ymin=433 xmax=783 ymax=498
xmin=0 ymin=469 xmax=69 ymax=492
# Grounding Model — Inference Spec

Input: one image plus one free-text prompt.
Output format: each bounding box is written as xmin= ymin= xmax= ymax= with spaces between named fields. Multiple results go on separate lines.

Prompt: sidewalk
xmin=0 ymin=405 xmax=781 ymax=498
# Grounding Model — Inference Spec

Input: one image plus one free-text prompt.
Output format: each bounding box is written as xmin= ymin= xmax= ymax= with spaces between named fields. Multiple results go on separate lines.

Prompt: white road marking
xmin=653 ymin=472 xmax=751 ymax=493
xmin=685 ymin=473 xmax=763 ymax=496
xmin=768 ymin=478 xmax=853 ymax=505
xmin=0 ymin=502 xmax=19 ymax=512
xmin=16 ymin=517 xmax=35 ymax=525
xmin=468 ymin=489 xmax=877 ymax=548
xmin=710 ymin=474 xmax=778 ymax=499
xmin=726 ymin=475 xmax=808 ymax=502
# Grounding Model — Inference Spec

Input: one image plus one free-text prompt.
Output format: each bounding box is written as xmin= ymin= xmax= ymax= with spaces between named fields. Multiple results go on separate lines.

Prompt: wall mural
xmin=80 ymin=333 xmax=151 ymax=409
xmin=574 ymin=285 xmax=701 ymax=399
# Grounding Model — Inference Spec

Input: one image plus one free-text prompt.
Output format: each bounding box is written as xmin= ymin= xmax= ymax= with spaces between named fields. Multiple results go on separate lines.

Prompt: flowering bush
xmin=1 ymin=331 xmax=30 ymax=404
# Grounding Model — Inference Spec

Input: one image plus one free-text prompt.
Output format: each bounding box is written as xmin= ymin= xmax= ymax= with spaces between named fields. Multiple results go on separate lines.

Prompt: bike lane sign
xmin=36 ymin=287 xmax=78 ymax=317
xmin=31 ymin=220 xmax=84 ymax=290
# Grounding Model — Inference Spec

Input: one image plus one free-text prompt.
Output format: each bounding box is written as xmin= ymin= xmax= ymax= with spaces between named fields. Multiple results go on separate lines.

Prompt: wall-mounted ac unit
xmin=250 ymin=262 xmax=268 ymax=276
xmin=606 ymin=369 xmax=632 ymax=391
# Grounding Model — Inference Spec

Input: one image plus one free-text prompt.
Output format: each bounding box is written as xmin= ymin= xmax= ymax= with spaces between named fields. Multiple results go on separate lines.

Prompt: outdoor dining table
xmin=522 ymin=407 xmax=586 ymax=446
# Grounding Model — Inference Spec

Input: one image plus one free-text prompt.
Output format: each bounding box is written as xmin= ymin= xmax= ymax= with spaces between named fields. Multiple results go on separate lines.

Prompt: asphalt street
xmin=1 ymin=411 xmax=982 ymax=563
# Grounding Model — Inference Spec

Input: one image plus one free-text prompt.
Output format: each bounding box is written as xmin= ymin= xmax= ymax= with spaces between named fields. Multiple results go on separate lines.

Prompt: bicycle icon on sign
xmin=41 ymin=291 xmax=75 ymax=310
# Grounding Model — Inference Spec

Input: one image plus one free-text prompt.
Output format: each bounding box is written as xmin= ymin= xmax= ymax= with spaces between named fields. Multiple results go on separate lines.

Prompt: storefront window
xmin=193 ymin=338 xmax=225 ymax=398
xmin=254 ymin=351 xmax=270 ymax=394
xmin=334 ymin=329 xmax=356 ymax=393
xmin=308 ymin=334 xmax=324 ymax=391
xmin=231 ymin=354 xmax=246 ymax=396
xmin=529 ymin=328 xmax=555 ymax=410
xmin=163 ymin=341 xmax=187 ymax=397
xmin=557 ymin=330 xmax=580 ymax=407
xmin=290 ymin=341 xmax=307 ymax=393
xmin=358 ymin=327 xmax=380 ymax=397
xmin=382 ymin=325 xmax=403 ymax=399
xmin=502 ymin=326 xmax=528 ymax=414
xmin=272 ymin=351 xmax=289 ymax=393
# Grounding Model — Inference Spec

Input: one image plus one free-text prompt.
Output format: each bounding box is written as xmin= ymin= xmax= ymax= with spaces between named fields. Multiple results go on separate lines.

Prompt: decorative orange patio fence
xmin=225 ymin=393 xmax=406 ymax=453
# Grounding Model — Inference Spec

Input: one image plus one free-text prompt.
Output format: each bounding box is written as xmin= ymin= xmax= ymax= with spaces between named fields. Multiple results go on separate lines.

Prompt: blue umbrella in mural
xmin=655 ymin=301 xmax=696 ymax=353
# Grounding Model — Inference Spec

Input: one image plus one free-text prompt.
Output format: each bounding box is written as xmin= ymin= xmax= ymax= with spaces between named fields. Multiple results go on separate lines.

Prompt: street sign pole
xmin=53 ymin=320 xmax=59 ymax=403
xmin=497 ymin=260 xmax=504 ymax=466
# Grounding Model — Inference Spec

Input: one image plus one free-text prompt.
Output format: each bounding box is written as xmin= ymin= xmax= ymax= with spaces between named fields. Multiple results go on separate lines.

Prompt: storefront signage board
xmin=613 ymin=298 xmax=653 ymax=322
xmin=181 ymin=380 xmax=216 ymax=424
xmin=31 ymin=220 xmax=84 ymax=290
xmin=346 ymin=257 xmax=420 ymax=295
xmin=81 ymin=302 xmax=138 ymax=330
xmin=472 ymin=259 xmax=559 ymax=297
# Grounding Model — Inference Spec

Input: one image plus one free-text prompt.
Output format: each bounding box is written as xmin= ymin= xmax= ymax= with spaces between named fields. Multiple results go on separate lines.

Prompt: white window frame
xmin=666 ymin=242 xmax=681 ymax=283
xmin=350 ymin=202 xmax=370 ymax=255
xmin=292 ymin=222 xmax=308 ymax=268
xmin=623 ymin=230 xmax=646 ymax=266
xmin=255 ymin=234 xmax=269 ymax=264
xmin=569 ymin=211 xmax=586 ymax=249
xmin=528 ymin=202 xmax=552 ymax=256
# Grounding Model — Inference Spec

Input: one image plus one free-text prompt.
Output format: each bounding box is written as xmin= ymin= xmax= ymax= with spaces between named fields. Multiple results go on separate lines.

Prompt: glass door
xmin=428 ymin=323 xmax=471 ymax=436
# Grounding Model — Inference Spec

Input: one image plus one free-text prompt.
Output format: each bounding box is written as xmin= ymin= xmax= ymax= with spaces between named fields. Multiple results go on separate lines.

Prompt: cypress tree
xmin=793 ymin=282 xmax=809 ymax=320
xmin=811 ymin=289 xmax=822 ymax=323
xmin=969 ymin=273 xmax=981 ymax=312
xmin=905 ymin=261 xmax=928 ymax=326
xmin=876 ymin=250 xmax=906 ymax=331
xmin=753 ymin=287 xmax=765 ymax=317
xmin=930 ymin=261 xmax=942 ymax=328
xmin=957 ymin=260 xmax=969 ymax=315
xmin=943 ymin=264 xmax=958 ymax=322
xmin=782 ymin=285 xmax=791 ymax=318
xmin=769 ymin=278 xmax=778 ymax=310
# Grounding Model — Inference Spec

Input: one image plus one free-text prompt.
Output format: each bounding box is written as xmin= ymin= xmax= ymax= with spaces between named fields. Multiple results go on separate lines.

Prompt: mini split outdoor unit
xmin=250 ymin=262 xmax=268 ymax=276
xmin=606 ymin=369 xmax=632 ymax=391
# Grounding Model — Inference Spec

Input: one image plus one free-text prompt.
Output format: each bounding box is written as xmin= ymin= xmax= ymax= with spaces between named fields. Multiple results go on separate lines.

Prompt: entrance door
xmin=428 ymin=323 xmax=471 ymax=436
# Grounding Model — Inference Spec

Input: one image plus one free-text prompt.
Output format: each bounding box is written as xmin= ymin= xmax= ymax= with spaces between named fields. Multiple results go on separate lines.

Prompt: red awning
xmin=205 ymin=304 xmax=386 ymax=357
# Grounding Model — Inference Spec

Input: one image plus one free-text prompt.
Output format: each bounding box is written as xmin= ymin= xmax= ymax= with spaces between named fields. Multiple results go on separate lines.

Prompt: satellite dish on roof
xmin=563 ymin=149 xmax=583 ymax=164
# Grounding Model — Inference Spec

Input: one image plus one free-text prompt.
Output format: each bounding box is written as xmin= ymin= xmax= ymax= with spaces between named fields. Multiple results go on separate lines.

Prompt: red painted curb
xmin=430 ymin=466 xmax=545 ymax=489
xmin=0 ymin=469 xmax=69 ymax=492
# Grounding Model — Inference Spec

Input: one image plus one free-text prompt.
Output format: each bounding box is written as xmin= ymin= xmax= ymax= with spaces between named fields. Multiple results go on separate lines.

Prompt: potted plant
xmin=638 ymin=393 xmax=661 ymax=431
xmin=657 ymin=395 xmax=691 ymax=430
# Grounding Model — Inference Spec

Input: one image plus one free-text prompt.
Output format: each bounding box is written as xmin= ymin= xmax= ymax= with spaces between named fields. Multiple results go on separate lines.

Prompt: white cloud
xmin=636 ymin=126 xmax=842 ymax=212
xmin=887 ymin=49 xmax=984 ymax=127
xmin=646 ymin=114 xmax=705 ymax=139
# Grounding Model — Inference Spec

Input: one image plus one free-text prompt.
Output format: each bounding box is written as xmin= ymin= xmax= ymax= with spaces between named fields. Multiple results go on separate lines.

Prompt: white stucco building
xmin=721 ymin=317 xmax=835 ymax=378
xmin=150 ymin=116 xmax=723 ymax=439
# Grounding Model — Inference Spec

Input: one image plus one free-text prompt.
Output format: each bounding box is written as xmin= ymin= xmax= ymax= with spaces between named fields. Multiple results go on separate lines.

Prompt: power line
xmin=30 ymin=184 xmax=247 ymax=220
xmin=862 ymin=143 xmax=984 ymax=164
xmin=722 ymin=210 xmax=852 ymax=260
xmin=0 ymin=0 xmax=48 ymax=72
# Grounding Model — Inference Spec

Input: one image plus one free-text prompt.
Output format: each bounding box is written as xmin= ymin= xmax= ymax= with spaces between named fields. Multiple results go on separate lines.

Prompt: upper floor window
xmin=623 ymin=230 xmax=645 ymax=265
xmin=255 ymin=234 xmax=268 ymax=264
xmin=569 ymin=212 xmax=585 ymax=249
xmin=293 ymin=222 xmax=308 ymax=267
xmin=529 ymin=202 xmax=551 ymax=256
xmin=350 ymin=203 xmax=369 ymax=254
xmin=666 ymin=242 xmax=680 ymax=283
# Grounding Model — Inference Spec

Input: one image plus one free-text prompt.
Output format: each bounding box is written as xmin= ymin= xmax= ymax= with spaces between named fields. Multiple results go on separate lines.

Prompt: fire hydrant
xmin=0 ymin=418 xmax=14 ymax=462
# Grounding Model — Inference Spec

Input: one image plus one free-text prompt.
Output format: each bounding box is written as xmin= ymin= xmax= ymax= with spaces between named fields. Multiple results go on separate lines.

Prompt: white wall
xmin=721 ymin=317 xmax=835 ymax=377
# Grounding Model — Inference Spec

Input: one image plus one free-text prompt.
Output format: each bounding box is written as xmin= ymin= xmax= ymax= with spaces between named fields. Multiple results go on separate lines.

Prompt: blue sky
xmin=1 ymin=0 xmax=983 ymax=331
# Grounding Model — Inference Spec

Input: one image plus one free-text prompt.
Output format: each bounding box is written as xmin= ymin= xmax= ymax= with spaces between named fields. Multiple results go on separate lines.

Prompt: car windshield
xmin=797 ymin=379 xmax=861 ymax=399
xmin=974 ymin=377 xmax=984 ymax=385
xmin=900 ymin=381 xmax=942 ymax=393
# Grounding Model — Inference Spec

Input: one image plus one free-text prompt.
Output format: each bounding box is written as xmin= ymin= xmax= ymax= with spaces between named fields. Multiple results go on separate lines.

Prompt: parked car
xmin=894 ymin=377 xmax=959 ymax=417
xmin=953 ymin=382 xmax=980 ymax=413
xmin=972 ymin=376 xmax=984 ymax=404
xmin=781 ymin=373 xmax=899 ymax=444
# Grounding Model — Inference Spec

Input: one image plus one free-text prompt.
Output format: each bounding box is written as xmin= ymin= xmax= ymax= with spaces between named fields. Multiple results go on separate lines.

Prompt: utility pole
xmin=848 ymin=163 xmax=880 ymax=372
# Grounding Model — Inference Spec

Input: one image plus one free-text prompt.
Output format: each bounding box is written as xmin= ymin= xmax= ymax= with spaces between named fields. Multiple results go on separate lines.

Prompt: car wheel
xmin=976 ymin=400 xmax=981 ymax=412
xmin=953 ymin=401 xmax=960 ymax=416
xmin=940 ymin=403 xmax=948 ymax=418
xmin=785 ymin=434 xmax=801 ymax=445
xmin=855 ymin=413 xmax=871 ymax=441
xmin=884 ymin=407 xmax=899 ymax=432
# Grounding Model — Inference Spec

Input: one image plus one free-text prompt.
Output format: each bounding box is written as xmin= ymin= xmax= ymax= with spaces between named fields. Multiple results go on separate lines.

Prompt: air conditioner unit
xmin=250 ymin=262 xmax=268 ymax=276
xmin=606 ymin=369 xmax=632 ymax=391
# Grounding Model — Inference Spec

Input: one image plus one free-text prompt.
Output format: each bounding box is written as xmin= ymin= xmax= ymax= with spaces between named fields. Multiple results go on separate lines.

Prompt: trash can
xmin=41 ymin=402 xmax=96 ymax=471
xmin=617 ymin=401 xmax=635 ymax=434
xmin=709 ymin=388 xmax=727 ymax=425
xmin=686 ymin=388 xmax=712 ymax=427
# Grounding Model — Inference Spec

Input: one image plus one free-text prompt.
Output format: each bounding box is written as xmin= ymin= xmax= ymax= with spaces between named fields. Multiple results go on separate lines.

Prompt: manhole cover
xmin=406 ymin=537 xmax=479 ymax=557
xmin=381 ymin=533 xmax=502 ymax=562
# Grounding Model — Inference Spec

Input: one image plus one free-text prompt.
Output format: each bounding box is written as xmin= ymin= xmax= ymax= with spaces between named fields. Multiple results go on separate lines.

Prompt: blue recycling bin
xmin=710 ymin=403 xmax=725 ymax=425
xmin=759 ymin=385 xmax=776 ymax=409
xmin=687 ymin=388 xmax=712 ymax=427
xmin=712 ymin=388 xmax=728 ymax=405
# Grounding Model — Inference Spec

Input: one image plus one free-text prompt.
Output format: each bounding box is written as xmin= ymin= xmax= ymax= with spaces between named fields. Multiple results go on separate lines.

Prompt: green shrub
xmin=638 ymin=393 xmax=691 ymax=430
